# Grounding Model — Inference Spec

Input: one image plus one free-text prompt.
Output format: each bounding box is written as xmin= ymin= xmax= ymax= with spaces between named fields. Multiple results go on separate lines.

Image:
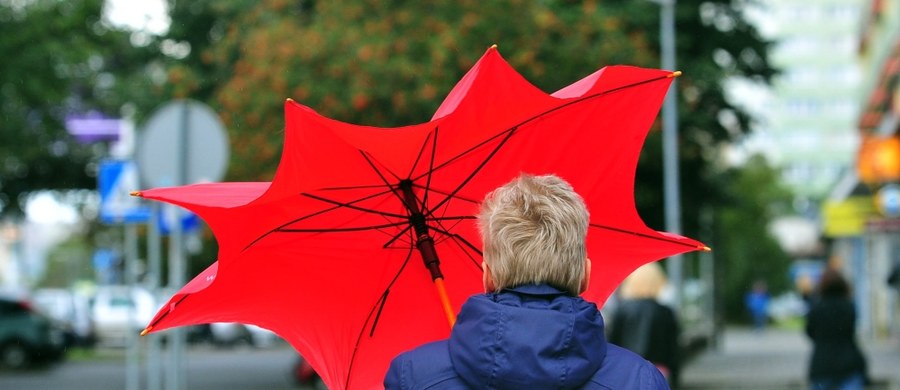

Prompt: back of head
xmin=817 ymin=267 xmax=850 ymax=298
xmin=478 ymin=174 xmax=589 ymax=295
xmin=619 ymin=262 xmax=667 ymax=300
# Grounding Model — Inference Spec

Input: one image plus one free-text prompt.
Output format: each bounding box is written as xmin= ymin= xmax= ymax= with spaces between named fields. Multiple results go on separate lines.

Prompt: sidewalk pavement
xmin=680 ymin=326 xmax=900 ymax=390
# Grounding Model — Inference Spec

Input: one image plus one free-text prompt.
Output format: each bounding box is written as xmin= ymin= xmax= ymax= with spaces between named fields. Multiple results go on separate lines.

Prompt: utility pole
xmin=659 ymin=0 xmax=684 ymax=309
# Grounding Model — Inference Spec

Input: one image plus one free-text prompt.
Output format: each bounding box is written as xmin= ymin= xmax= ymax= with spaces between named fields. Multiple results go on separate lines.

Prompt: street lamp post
xmin=657 ymin=0 xmax=684 ymax=309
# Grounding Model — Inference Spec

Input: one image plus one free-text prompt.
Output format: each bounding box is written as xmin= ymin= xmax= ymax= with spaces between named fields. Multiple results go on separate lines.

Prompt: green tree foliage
xmin=160 ymin=0 xmax=670 ymax=180
xmin=0 ymin=0 xmax=157 ymax=217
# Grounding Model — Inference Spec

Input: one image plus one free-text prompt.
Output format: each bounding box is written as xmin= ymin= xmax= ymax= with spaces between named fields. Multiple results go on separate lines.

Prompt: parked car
xmin=32 ymin=288 xmax=96 ymax=348
xmin=0 ymin=293 xmax=66 ymax=369
xmin=208 ymin=322 xmax=280 ymax=348
xmin=90 ymin=286 xmax=156 ymax=347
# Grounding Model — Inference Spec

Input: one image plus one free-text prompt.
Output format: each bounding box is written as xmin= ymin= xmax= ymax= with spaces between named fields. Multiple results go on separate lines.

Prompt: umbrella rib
xmin=589 ymin=223 xmax=699 ymax=249
xmin=426 ymin=127 xmax=518 ymax=215
xmin=505 ymin=74 xmax=672 ymax=138
xmin=369 ymin=245 xmax=415 ymax=338
xmin=358 ymin=150 xmax=410 ymax=210
xmin=302 ymin=192 xmax=407 ymax=219
xmin=428 ymin=224 xmax=484 ymax=266
xmin=242 ymin=187 xmax=396 ymax=251
xmin=144 ymin=294 xmax=189 ymax=331
xmin=382 ymin=224 xmax=414 ymax=249
xmin=358 ymin=148 xmax=403 ymax=183
xmin=278 ymin=220 xmax=409 ymax=233
xmin=409 ymin=124 xmax=512 ymax=184
xmin=426 ymin=215 xmax=476 ymax=222
xmin=346 ymin=238 xmax=417 ymax=389
xmin=318 ymin=183 xmax=389 ymax=191
xmin=406 ymin=130 xmax=433 ymax=182
xmin=421 ymin=126 xmax=439 ymax=211
xmin=410 ymin=73 xmax=673 ymax=201
xmin=410 ymin=183 xmax=480 ymax=205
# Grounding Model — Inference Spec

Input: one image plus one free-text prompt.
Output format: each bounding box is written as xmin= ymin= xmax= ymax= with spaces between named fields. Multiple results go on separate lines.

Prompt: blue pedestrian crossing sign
xmin=98 ymin=160 xmax=151 ymax=224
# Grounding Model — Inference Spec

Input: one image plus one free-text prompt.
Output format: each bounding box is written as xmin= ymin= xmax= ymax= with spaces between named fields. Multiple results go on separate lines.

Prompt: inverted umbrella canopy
xmin=136 ymin=46 xmax=707 ymax=390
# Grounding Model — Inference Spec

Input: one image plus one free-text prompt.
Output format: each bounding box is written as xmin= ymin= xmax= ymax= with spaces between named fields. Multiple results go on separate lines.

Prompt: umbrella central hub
xmin=398 ymin=180 xmax=443 ymax=281
xmin=408 ymin=213 xmax=428 ymax=236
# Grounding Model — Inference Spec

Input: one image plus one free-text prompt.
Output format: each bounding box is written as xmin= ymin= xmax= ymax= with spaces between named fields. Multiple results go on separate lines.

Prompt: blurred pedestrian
xmin=385 ymin=174 xmax=669 ymax=389
xmin=744 ymin=280 xmax=770 ymax=332
xmin=805 ymin=267 xmax=868 ymax=390
xmin=608 ymin=262 xmax=681 ymax=388
xmin=888 ymin=258 xmax=899 ymax=291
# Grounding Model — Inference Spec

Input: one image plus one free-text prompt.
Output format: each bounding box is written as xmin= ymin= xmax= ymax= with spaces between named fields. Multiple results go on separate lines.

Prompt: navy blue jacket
xmin=385 ymin=284 xmax=668 ymax=389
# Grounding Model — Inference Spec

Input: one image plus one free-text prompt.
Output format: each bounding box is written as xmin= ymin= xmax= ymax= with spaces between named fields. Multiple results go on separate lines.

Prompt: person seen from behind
xmin=385 ymin=173 xmax=669 ymax=389
xmin=805 ymin=267 xmax=868 ymax=390
xmin=608 ymin=262 xmax=681 ymax=388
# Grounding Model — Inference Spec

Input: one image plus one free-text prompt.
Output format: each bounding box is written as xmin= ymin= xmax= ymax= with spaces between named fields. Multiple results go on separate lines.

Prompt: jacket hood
xmin=447 ymin=284 xmax=607 ymax=389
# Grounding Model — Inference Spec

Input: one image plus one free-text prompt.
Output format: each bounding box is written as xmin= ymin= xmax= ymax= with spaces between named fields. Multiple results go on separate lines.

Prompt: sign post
xmin=136 ymin=100 xmax=229 ymax=390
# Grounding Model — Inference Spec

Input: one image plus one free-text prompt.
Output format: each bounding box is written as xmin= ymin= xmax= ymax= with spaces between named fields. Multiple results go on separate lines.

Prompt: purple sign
xmin=65 ymin=111 xmax=122 ymax=143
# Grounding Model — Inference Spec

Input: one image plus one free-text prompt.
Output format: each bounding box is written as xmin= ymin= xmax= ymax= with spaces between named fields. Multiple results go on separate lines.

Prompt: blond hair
xmin=619 ymin=262 xmax=667 ymax=300
xmin=478 ymin=174 xmax=589 ymax=295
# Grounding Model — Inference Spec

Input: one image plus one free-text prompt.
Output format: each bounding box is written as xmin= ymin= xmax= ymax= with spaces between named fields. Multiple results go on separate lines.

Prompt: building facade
xmin=747 ymin=0 xmax=864 ymax=206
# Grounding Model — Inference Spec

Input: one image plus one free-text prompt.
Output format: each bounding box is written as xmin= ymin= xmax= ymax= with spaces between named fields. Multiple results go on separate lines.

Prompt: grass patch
xmin=64 ymin=347 xmax=125 ymax=362
xmin=772 ymin=316 xmax=805 ymax=330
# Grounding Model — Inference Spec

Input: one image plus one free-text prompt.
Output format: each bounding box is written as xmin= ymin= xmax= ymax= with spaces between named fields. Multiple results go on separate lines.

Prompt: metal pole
xmin=660 ymin=0 xmax=684 ymax=310
xmin=147 ymin=203 xmax=162 ymax=390
xmin=167 ymin=101 xmax=189 ymax=390
xmin=125 ymin=224 xmax=140 ymax=390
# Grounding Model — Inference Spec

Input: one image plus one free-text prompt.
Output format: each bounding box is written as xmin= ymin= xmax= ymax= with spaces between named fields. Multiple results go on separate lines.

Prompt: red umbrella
xmin=135 ymin=46 xmax=707 ymax=390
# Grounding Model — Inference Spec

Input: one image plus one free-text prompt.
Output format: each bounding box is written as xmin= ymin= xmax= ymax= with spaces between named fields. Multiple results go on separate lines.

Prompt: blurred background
xmin=0 ymin=0 xmax=898 ymax=389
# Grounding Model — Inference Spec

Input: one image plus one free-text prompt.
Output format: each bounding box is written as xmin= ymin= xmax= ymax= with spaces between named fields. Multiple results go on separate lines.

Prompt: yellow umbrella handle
xmin=433 ymin=277 xmax=457 ymax=328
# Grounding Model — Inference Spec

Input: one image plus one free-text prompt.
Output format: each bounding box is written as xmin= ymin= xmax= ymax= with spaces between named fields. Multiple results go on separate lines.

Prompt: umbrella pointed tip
xmin=286 ymin=97 xmax=294 ymax=103
xmin=668 ymin=71 xmax=682 ymax=78
xmin=140 ymin=326 xmax=152 ymax=336
xmin=130 ymin=191 xmax=142 ymax=197
xmin=490 ymin=43 xmax=498 ymax=50
xmin=700 ymin=245 xmax=711 ymax=252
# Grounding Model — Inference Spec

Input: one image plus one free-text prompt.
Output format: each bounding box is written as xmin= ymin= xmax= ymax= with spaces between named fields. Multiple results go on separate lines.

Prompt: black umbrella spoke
xmin=412 ymin=73 xmax=673 ymax=184
xmin=422 ymin=126 xmax=440 ymax=211
xmin=504 ymin=74 xmax=672 ymax=137
xmin=319 ymin=183 xmax=392 ymax=191
xmin=406 ymin=73 xmax=673 ymax=218
xmin=427 ymin=224 xmax=484 ymax=268
xmin=427 ymin=215 xmax=476 ymax=223
xmin=368 ymin=244 xmax=414 ymax=338
xmin=589 ymin=223 xmax=699 ymax=249
xmin=358 ymin=150 xmax=411 ymax=214
xmin=242 ymin=186 xmax=398 ymax=252
xmin=426 ymin=127 xmax=517 ymax=216
xmin=358 ymin=148 xmax=402 ymax=183
xmin=383 ymin=224 xmax=414 ymax=249
xmin=278 ymin=220 xmax=409 ymax=234
xmin=429 ymin=214 xmax=476 ymax=247
xmin=301 ymin=192 xmax=406 ymax=219
xmin=406 ymin=129 xmax=434 ymax=182
xmin=430 ymin=217 xmax=473 ymax=239
xmin=412 ymin=183 xmax=480 ymax=206
xmin=145 ymin=294 xmax=189 ymax=332
xmin=347 ymin=244 xmax=416 ymax=389
xmin=409 ymin=125 xmax=513 ymax=185
xmin=428 ymin=216 xmax=478 ymax=252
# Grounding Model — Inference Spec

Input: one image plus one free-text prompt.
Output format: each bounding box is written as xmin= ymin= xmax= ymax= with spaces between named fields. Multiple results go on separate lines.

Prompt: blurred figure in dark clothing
xmin=805 ymin=267 xmax=868 ymax=390
xmin=608 ymin=262 xmax=680 ymax=388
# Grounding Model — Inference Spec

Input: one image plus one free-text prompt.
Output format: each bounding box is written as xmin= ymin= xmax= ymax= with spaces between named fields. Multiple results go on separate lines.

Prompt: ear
xmin=483 ymin=262 xmax=496 ymax=293
xmin=579 ymin=257 xmax=592 ymax=294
